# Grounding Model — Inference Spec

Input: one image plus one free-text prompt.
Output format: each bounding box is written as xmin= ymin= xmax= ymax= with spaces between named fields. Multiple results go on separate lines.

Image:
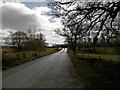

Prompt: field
xmin=2 ymin=47 xmax=60 ymax=70
xmin=68 ymin=47 xmax=120 ymax=88
xmin=78 ymin=53 xmax=119 ymax=62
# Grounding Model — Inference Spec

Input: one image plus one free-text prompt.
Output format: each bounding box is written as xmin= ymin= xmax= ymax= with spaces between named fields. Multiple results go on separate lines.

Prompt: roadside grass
xmin=68 ymin=51 xmax=120 ymax=88
xmin=2 ymin=47 xmax=60 ymax=70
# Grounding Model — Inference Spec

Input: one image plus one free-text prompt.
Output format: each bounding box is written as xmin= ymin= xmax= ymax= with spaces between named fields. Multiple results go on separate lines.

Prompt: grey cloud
xmin=0 ymin=2 xmax=65 ymax=45
xmin=1 ymin=3 xmax=41 ymax=31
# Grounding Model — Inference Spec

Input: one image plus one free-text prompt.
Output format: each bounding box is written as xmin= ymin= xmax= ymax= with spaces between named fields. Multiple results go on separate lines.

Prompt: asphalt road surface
xmin=3 ymin=48 xmax=83 ymax=88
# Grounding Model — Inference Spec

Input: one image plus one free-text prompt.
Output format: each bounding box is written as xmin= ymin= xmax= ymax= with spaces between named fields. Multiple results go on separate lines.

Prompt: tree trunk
xmin=73 ymin=41 xmax=77 ymax=56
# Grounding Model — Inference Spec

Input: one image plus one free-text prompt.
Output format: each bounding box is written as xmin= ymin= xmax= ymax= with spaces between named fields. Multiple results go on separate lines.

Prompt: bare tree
xmin=4 ymin=31 xmax=28 ymax=51
xmin=55 ymin=23 xmax=83 ymax=55
xmin=49 ymin=1 xmax=120 ymax=46
xmin=24 ymin=28 xmax=46 ymax=51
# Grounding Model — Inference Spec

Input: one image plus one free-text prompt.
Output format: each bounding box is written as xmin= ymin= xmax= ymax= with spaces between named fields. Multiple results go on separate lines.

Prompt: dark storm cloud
xmin=1 ymin=3 xmax=41 ymax=31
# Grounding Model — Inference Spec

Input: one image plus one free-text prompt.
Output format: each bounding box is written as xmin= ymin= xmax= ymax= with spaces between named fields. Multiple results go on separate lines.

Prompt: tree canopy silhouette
xmin=49 ymin=0 xmax=120 ymax=54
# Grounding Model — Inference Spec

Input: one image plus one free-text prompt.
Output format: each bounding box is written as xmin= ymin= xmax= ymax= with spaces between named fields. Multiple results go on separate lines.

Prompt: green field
xmin=78 ymin=53 xmax=120 ymax=62
xmin=79 ymin=47 xmax=120 ymax=54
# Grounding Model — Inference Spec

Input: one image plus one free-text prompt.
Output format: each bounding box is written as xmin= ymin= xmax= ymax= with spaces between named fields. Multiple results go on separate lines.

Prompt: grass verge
xmin=2 ymin=48 xmax=59 ymax=70
xmin=68 ymin=51 xmax=120 ymax=88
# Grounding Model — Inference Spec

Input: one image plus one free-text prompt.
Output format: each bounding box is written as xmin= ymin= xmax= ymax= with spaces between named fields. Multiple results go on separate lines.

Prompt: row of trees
xmin=49 ymin=0 xmax=120 ymax=55
xmin=4 ymin=27 xmax=46 ymax=51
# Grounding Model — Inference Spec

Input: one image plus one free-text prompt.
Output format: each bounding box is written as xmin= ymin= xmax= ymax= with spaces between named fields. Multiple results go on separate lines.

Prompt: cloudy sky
xmin=0 ymin=0 xmax=65 ymax=46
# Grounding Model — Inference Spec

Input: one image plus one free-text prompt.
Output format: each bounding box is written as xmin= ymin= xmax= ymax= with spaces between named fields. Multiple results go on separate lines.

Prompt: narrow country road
xmin=3 ymin=48 xmax=82 ymax=88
